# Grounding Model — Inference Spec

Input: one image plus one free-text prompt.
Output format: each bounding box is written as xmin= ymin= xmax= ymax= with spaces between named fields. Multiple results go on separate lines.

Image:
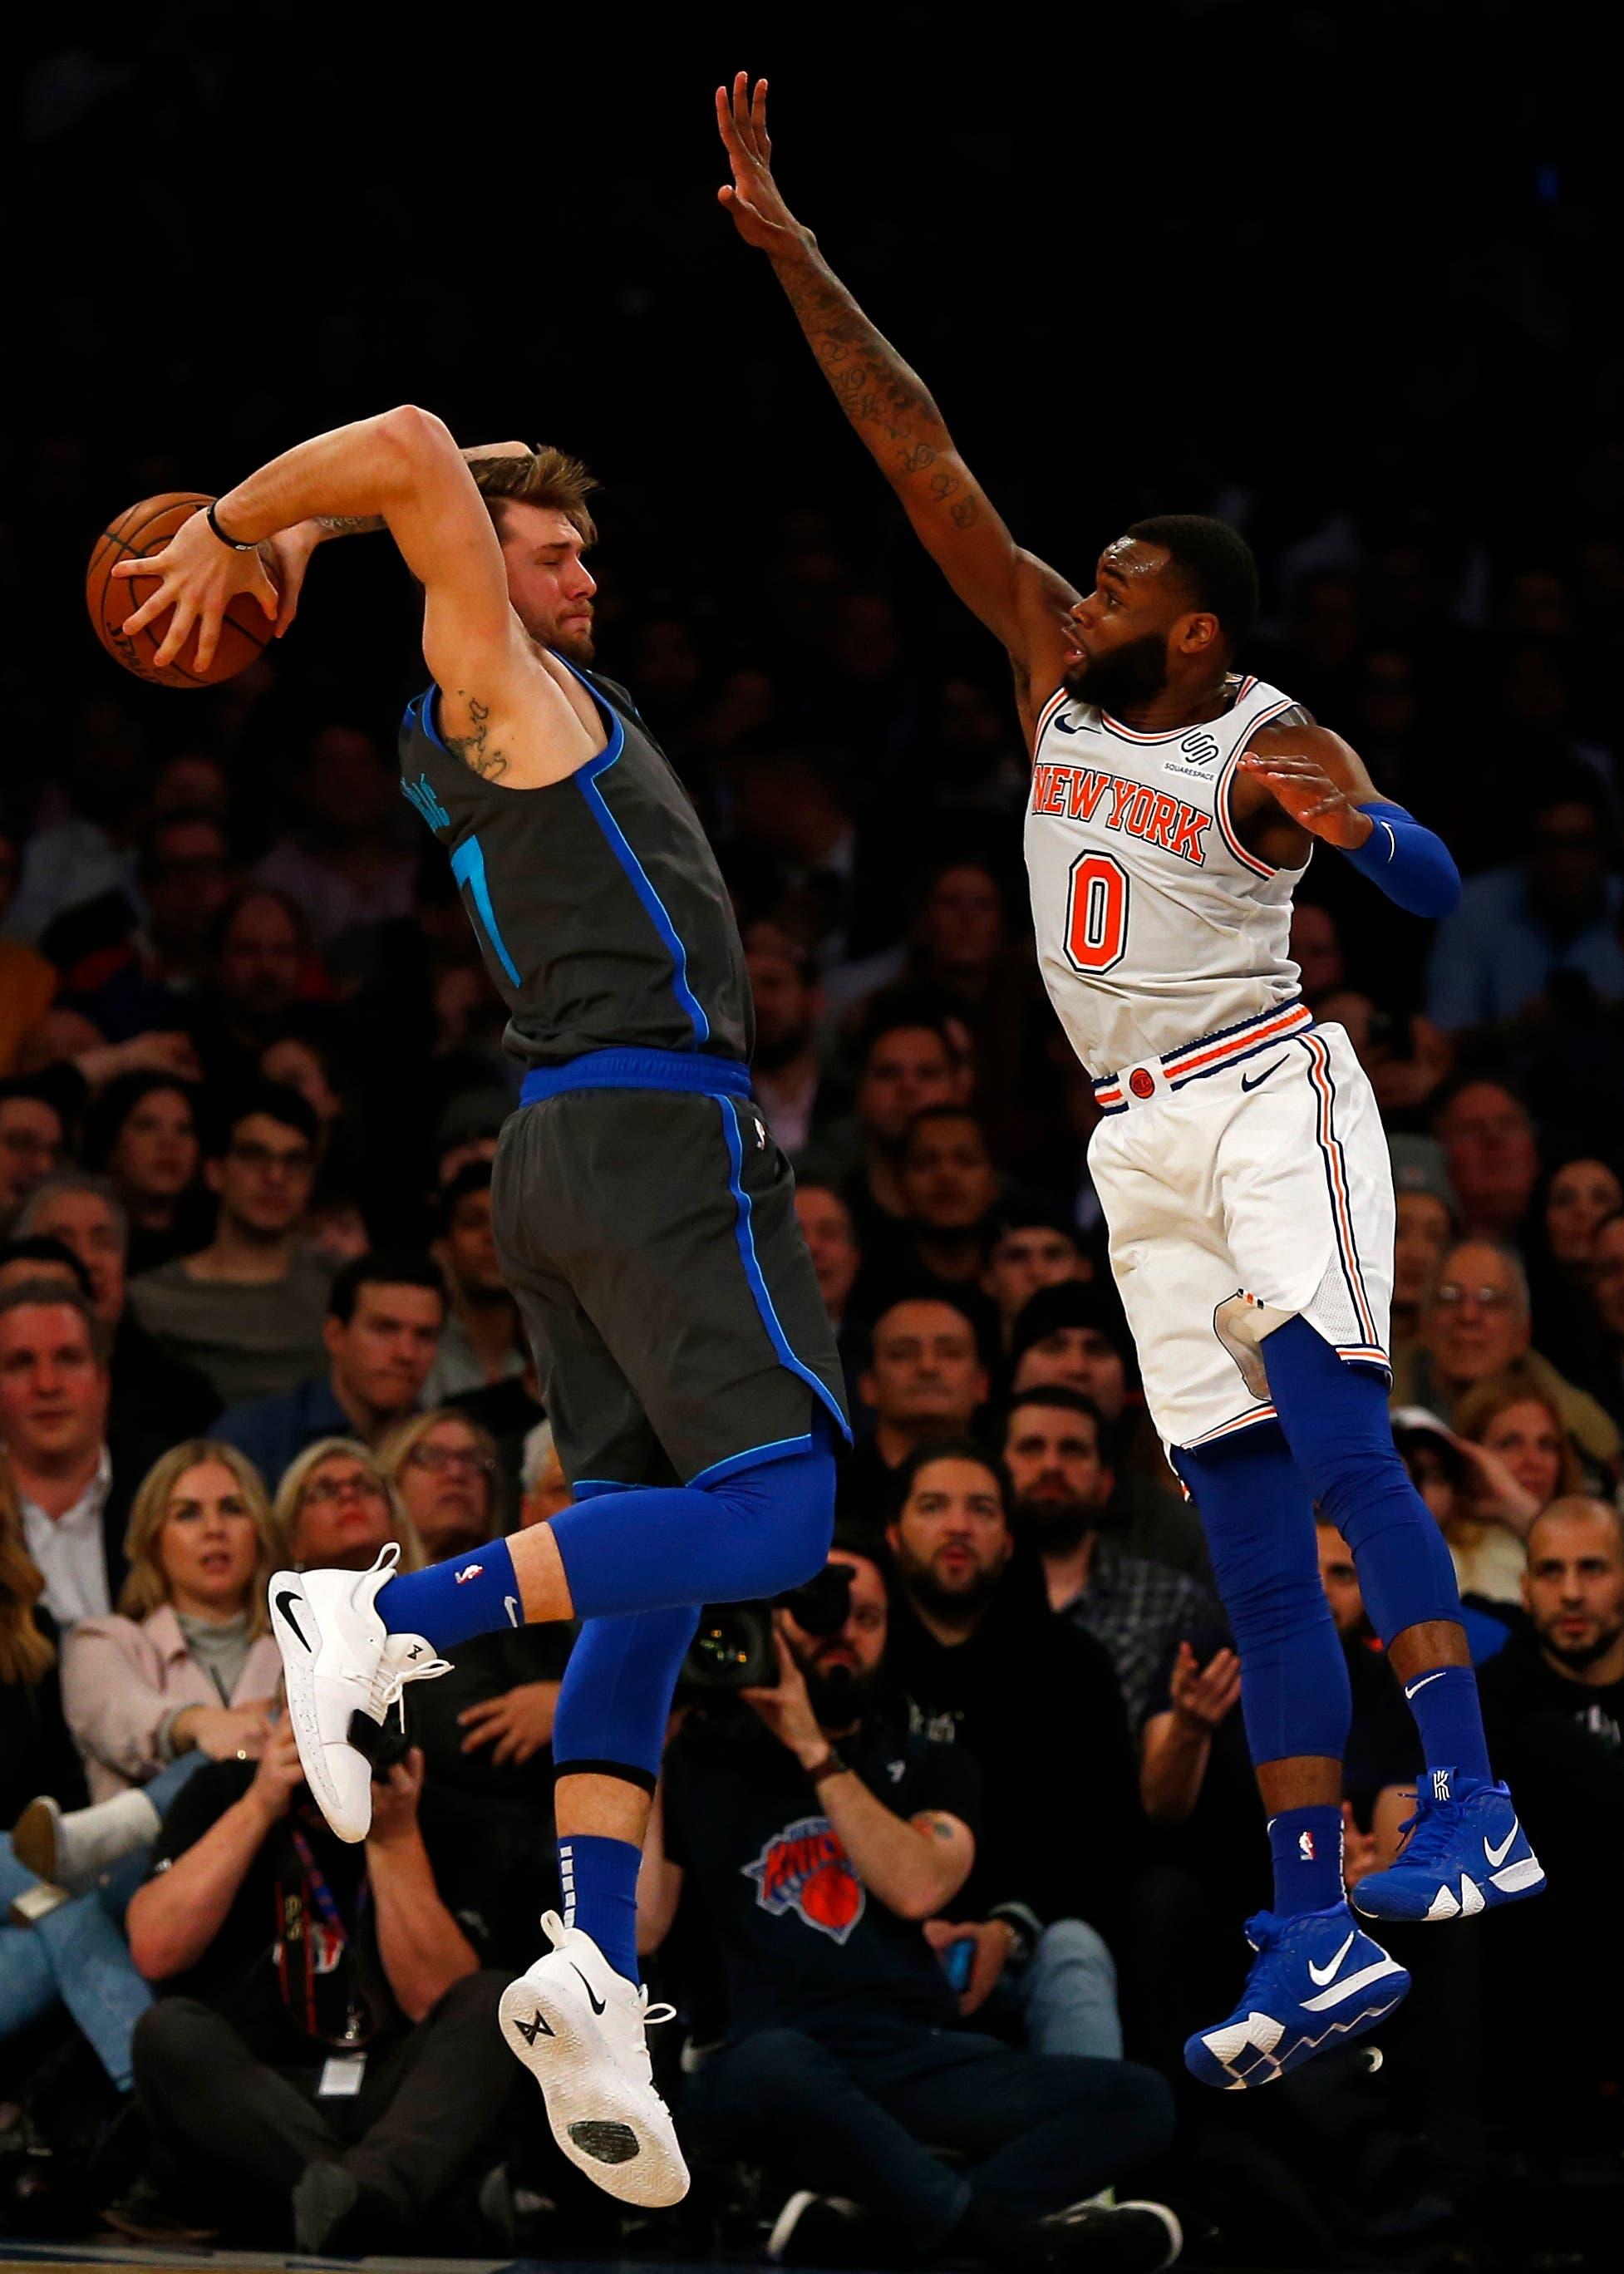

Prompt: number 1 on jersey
xmin=1065 ymin=852 xmax=1130 ymax=973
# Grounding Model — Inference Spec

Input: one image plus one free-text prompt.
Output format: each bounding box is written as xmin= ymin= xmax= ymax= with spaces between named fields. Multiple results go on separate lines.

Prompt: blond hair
xmin=470 ymin=446 xmax=598 ymax=548
xmin=268 ymin=1438 xmax=427 ymax=1573
xmin=117 ymin=1440 xmax=277 ymax=1636
xmin=1454 ymin=1373 xmax=1584 ymax=1501
xmin=0 ymin=1457 xmax=56 ymax=1685
xmin=379 ymin=1405 xmax=500 ymax=1495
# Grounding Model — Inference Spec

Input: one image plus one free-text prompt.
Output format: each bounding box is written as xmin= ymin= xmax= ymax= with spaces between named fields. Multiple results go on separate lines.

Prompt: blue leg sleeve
xmin=549 ymin=1410 xmax=837 ymax=1622
xmin=1261 ymin=1316 xmax=1464 ymax=1645
xmin=1174 ymin=1426 xmax=1351 ymax=1766
xmin=552 ymin=1603 xmax=701 ymax=1788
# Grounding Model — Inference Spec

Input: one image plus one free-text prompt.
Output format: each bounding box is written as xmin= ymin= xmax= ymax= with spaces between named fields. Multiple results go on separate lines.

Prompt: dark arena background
xmin=2 ymin=3 xmax=1620 ymax=2270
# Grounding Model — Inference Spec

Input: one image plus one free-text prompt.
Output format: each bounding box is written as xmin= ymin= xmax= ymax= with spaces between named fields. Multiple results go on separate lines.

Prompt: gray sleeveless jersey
xmin=397 ymin=659 xmax=752 ymax=1068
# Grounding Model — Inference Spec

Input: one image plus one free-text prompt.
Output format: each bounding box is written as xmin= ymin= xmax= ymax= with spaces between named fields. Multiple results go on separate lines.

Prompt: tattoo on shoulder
xmin=918 ymin=1813 xmax=958 ymax=1841
xmin=443 ymin=694 xmax=508 ymax=782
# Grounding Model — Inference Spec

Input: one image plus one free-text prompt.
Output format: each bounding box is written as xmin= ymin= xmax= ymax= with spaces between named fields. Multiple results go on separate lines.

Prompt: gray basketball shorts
xmin=491 ymin=1085 xmax=850 ymax=1490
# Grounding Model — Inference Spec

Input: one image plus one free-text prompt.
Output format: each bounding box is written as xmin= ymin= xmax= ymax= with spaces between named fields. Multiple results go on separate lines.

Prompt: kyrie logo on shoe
xmin=513 ymin=2011 xmax=554 ymax=2045
xmin=1432 ymin=1769 xmax=1453 ymax=1802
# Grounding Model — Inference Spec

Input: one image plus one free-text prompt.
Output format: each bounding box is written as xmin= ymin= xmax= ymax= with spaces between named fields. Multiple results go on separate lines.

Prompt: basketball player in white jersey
xmin=721 ymin=75 xmax=1544 ymax=2089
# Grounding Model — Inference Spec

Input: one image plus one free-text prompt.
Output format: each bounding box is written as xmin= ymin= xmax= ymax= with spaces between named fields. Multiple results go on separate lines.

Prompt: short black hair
xmin=1126 ymin=514 xmax=1260 ymax=648
xmin=901 ymin=1102 xmax=988 ymax=1153
xmin=1000 ymin=1383 xmax=1109 ymax=1445
xmin=0 ymin=1236 xmax=94 ymax=1303
xmin=82 ymin=1071 xmax=199 ymax=1170
xmin=439 ymin=1158 xmax=495 ymax=1231
xmin=888 ymin=1435 xmax=1011 ymax=1523
xmin=209 ymin=1080 xmax=321 ymax=1160
xmin=854 ymin=983 xmax=957 ymax=1070
xmin=328 ymin=1248 xmax=447 ymax=1325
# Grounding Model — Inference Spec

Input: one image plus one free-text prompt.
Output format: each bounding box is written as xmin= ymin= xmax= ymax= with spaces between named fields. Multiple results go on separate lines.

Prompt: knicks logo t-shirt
xmin=662 ymin=1716 xmax=980 ymax=2036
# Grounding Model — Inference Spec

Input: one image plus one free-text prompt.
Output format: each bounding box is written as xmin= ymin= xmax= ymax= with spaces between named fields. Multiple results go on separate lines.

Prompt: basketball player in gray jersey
xmin=115 ymin=416 xmax=850 ymax=2209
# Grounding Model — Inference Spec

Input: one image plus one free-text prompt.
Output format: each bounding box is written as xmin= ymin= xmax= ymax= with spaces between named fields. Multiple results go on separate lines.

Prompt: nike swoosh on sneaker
xmin=1240 ymin=1056 xmax=1288 ymax=1092
xmin=1300 ymin=1953 xmax=1408 ymax=2012
xmin=1484 ymin=1820 xmax=1519 ymax=1869
xmin=572 ymin=1965 xmax=608 ymax=2016
xmin=274 ymin=1589 xmax=311 ymax=1654
xmin=1404 ymin=1669 xmax=1447 ymax=1701
xmin=1307 ymin=1929 xmax=1356 ymax=1987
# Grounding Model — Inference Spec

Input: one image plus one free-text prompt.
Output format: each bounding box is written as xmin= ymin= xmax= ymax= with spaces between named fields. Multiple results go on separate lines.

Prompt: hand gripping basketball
xmin=107 ymin=499 xmax=278 ymax=677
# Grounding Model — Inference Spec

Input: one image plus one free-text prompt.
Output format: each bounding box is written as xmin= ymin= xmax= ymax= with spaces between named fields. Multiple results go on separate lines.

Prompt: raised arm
xmin=716 ymin=73 xmax=1079 ymax=736
xmin=111 ymin=411 xmax=597 ymax=787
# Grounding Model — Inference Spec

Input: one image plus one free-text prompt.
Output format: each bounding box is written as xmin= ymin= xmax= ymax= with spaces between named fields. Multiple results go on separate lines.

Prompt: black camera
xmin=681 ymin=1562 xmax=854 ymax=1693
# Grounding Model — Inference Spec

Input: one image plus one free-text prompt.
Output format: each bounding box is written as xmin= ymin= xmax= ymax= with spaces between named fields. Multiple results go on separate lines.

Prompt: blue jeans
xmin=0 ymin=1754 xmax=202 ymax=2089
xmin=684 ymin=2012 xmax=1174 ymax=2247
xmin=997 ymin=1918 xmax=1124 ymax=2061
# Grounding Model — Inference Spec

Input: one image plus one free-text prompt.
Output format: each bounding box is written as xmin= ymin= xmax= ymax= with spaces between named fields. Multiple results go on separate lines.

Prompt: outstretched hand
xmin=110 ymin=505 xmax=278 ymax=673
xmin=1240 ymin=728 xmax=1375 ymax=850
xmin=715 ymin=72 xmax=810 ymax=258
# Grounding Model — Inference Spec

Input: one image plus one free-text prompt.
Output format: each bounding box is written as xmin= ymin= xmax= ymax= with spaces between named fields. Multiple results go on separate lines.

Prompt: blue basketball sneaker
xmin=1351 ymin=1769 xmax=1545 ymax=1923
xmin=1185 ymin=1902 xmax=1410 ymax=2089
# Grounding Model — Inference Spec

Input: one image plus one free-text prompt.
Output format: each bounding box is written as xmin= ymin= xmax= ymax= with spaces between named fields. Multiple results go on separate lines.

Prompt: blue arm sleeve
xmin=1339 ymin=800 xmax=1461 ymax=917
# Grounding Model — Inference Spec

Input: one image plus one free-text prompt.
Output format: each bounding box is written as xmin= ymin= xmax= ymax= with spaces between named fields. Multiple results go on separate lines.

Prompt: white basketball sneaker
xmin=268 ymin=1543 xmax=449 ymax=1842
xmin=499 ymin=1911 xmax=688 ymax=2208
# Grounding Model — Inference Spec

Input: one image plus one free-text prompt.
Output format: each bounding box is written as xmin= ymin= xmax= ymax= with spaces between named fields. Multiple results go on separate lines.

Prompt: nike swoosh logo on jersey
xmin=1484 ymin=1820 xmax=1520 ymax=1869
xmin=274 ymin=1589 xmax=311 ymax=1655
xmin=1404 ymin=1670 xmax=1448 ymax=1701
xmin=1307 ymin=1929 xmax=1356 ymax=1987
xmin=572 ymin=1965 xmax=608 ymax=2016
xmin=1052 ymin=711 xmax=1080 ymax=733
xmin=1239 ymin=1056 xmax=1288 ymax=1091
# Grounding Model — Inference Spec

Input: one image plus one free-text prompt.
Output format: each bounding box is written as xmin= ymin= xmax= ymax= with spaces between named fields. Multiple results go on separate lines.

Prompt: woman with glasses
xmin=268 ymin=1440 xmax=428 ymax=1578
xmin=379 ymin=1409 xmax=504 ymax=1560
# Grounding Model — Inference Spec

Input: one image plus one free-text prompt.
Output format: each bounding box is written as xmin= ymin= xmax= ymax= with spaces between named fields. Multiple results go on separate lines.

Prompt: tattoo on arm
xmin=776 ymin=256 xmax=982 ymax=530
xmin=917 ymin=1813 xmax=959 ymax=1842
xmin=442 ymin=694 xmax=508 ymax=783
xmin=316 ymin=513 xmax=386 ymax=538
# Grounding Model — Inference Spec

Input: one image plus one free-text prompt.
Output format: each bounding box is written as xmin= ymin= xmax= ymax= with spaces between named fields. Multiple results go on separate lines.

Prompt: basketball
xmin=85 ymin=490 xmax=275 ymax=689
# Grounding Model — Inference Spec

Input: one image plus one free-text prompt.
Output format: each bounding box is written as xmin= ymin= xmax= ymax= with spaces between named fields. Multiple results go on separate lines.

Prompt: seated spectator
xmin=380 ymin=1407 xmax=504 ymax=1559
xmin=0 ymin=1077 xmax=65 ymax=1235
xmin=253 ymin=721 xmax=418 ymax=952
xmin=794 ymin=1180 xmax=863 ymax=1336
xmin=1431 ymin=1080 xmax=1541 ymax=1242
xmin=212 ymin=1250 xmax=445 ymax=1490
xmin=796 ymin=1001 xmax=960 ymax=1244
xmin=1391 ymin=1408 xmax=1531 ymax=1610
xmin=450 ymin=1351 xmax=546 ymax=1506
xmin=62 ymin=1440 xmax=280 ymax=1802
xmin=1001 ymin=1386 xmax=1219 ymax=1734
xmin=882 ymin=1445 xmax=1140 ymax=2059
xmin=128 ymin=1083 xmax=335 ymax=1407
xmin=422 ymin=1164 xmax=525 ymax=1405
xmin=1391 ymin=1235 xmax=1621 ymax=1475
xmin=1476 ymin=1498 xmax=1624 ymax=2136
xmin=125 ymin=1724 xmax=518 ymax=2253
xmin=980 ymin=1206 xmax=1090 ymax=1354
xmin=1 ymin=1469 xmax=152 ymax=2098
xmin=0 ymin=1280 xmax=159 ymax=1625
xmin=1425 ymin=771 xmax=1624 ymax=1036
xmin=1454 ymin=1376 xmax=1584 ymax=1514
xmin=1582 ymin=1209 xmax=1624 ymax=1425
xmin=1008 ymin=1287 xmax=1207 ymax=1576
xmin=745 ymin=922 xmax=839 ymax=1156
xmin=189 ymin=889 xmax=311 ymax=1095
xmin=47 ymin=807 xmax=238 ymax=1046
xmin=843 ymin=1297 xmax=988 ymax=1535
xmin=17 ymin=1170 xmax=219 ymax=1442
xmin=1313 ymin=1519 xmax=1419 ymax=1888
xmin=266 ymin=1439 xmax=428 ymax=1578
xmin=82 ymin=1072 xmax=207 ymax=1277
xmin=1388 ymin=1136 xmax=1458 ymax=1353
xmin=1319 ymin=988 xmax=1453 ymax=1127
xmin=642 ymin=1542 xmax=1177 ymax=2270
xmin=1524 ymin=1156 xmax=1624 ymax=1386
xmin=518 ymin=1419 xmax=572 ymax=1528
xmin=849 ymin=1107 xmax=1006 ymax=1351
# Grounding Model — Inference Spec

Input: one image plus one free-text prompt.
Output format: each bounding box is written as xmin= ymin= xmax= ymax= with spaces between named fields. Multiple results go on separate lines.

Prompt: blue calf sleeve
xmin=1261 ymin=1316 xmax=1463 ymax=1646
xmin=549 ymin=1413 xmax=837 ymax=1622
xmin=553 ymin=1603 xmax=701 ymax=1788
xmin=1174 ymin=1427 xmax=1351 ymax=1765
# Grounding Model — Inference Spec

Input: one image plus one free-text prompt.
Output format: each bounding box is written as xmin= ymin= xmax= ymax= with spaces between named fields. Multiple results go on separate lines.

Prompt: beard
xmin=893 ymin=1546 xmax=1004 ymax=1625
xmin=1063 ymin=630 xmax=1169 ymax=711
xmin=753 ymin=1021 xmax=814 ymax=1073
xmin=805 ymin=1660 xmax=877 ymax=1728
xmin=1541 ymin=1617 xmax=1624 ymax=1673
xmin=1010 ymin=1487 xmax=1095 ymax=1557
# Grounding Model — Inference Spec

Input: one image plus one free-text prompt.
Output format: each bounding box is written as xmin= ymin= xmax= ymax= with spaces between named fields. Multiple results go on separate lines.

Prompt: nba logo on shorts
xmin=1298 ymin=1829 xmax=1316 ymax=1863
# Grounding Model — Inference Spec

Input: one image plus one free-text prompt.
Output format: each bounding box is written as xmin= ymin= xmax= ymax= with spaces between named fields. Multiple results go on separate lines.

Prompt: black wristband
xmin=206 ymin=500 xmax=255 ymax=551
xmin=806 ymin=1748 xmax=847 ymax=1786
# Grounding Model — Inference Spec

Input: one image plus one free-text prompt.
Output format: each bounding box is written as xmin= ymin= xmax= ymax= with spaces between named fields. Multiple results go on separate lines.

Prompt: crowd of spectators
xmin=3 ymin=7 xmax=1621 ymax=2267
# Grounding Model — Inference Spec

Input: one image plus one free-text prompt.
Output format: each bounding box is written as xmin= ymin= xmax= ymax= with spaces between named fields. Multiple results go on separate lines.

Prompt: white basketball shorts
xmin=1089 ymin=1020 xmax=1394 ymax=1452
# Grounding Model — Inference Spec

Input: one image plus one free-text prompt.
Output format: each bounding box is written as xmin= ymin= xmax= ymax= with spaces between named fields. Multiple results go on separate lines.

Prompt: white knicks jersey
xmin=1022 ymin=673 xmax=1311 ymax=1077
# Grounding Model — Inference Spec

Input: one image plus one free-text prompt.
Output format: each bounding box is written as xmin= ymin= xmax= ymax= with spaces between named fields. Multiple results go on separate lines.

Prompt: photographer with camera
xmin=123 ymin=1723 xmax=520 ymax=2256
xmin=640 ymin=1545 xmax=1178 ymax=2272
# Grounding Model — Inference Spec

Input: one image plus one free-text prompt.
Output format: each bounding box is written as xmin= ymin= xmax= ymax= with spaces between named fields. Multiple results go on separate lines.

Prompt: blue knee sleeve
xmin=549 ymin=1410 xmax=837 ymax=1622
xmin=1262 ymin=1316 xmax=1463 ymax=1646
xmin=552 ymin=1604 xmax=700 ymax=1787
xmin=1174 ymin=1428 xmax=1351 ymax=1765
